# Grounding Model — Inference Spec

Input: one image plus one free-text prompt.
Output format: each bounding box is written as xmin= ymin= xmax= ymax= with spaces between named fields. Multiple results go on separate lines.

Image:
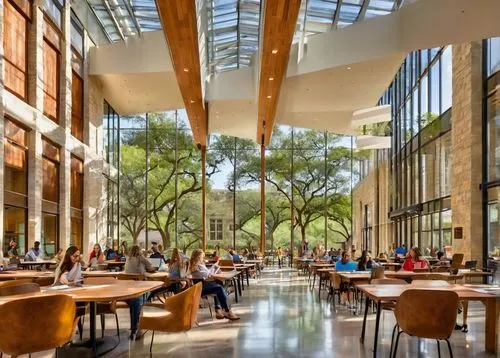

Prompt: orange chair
xmin=0 ymin=295 xmax=76 ymax=357
xmin=450 ymin=253 xmax=464 ymax=269
xmin=218 ymin=259 xmax=235 ymax=271
xmin=139 ymin=282 xmax=202 ymax=353
xmin=391 ymin=289 xmax=458 ymax=358
xmin=0 ymin=283 xmax=40 ymax=296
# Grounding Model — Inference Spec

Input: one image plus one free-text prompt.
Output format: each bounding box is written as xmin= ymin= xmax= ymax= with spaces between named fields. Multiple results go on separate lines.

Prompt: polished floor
xmin=28 ymin=267 xmax=497 ymax=358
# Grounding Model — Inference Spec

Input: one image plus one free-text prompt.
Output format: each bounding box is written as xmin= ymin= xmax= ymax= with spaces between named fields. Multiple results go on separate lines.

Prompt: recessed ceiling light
xmin=267 ymin=95 xmax=272 ymax=99
xmin=190 ymin=100 xmax=195 ymax=103
xmin=272 ymin=49 xmax=278 ymax=54
xmin=184 ymin=68 xmax=189 ymax=72
xmin=347 ymin=66 xmax=352 ymax=70
xmin=269 ymin=77 xmax=274 ymax=81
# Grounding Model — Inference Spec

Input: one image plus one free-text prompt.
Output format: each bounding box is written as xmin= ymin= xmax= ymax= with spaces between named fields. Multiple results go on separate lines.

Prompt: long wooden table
xmin=0 ymin=280 xmax=163 ymax=356
xmin=357 ymin=284 xmax=500 ymax=357
xmin=82 ymin=270 xmax=170 ymax=281
xmin=0 ymin=270 xmax=55 ymax=281
xmin=18 ymin=260 xmax=57 ymax=270
xmin=211 ymin=270 xmax=241 ymax=303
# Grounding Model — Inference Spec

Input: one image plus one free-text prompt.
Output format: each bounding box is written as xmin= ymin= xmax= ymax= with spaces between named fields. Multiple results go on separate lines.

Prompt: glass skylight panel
xmin=339 ymin=4 xmax=361 ymax=22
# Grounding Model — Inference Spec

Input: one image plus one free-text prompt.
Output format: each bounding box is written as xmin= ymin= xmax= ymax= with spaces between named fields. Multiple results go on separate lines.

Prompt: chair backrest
xmin=34 ymin=276 xmax=55 ymax=287
xmin=0 ymin=294 xmax=76 ymax=356
xmin=464 ymin=260 xmax=477 ymax=270
xmin=219 ymin=259 xmax=234 ymax=268
xmin=411 ymin=279 xmax=450 ymax=287
xmin=450 ymin=253 xmax=464 ymax=269
xmin=117 ymin=273 xmax=145 ymax=281
xmin=370 ymin=266 xmax=385 ymax=281
xmin=329 ymin=272 xmax=342 ymax=290
xmin=0 ymin=279 xmax=34 ymax=288
xmin=83 ymin=277 xmax=118 ymax=285
xmin=371 ymin=278 xmax=408 ymax=285
xmin=163 ymin=282 xmax=202 ymax=331
xmin=395 ymin=289 xmax=458 ymax=340
xmin=0 ymin=283 xmax=41 ymax=296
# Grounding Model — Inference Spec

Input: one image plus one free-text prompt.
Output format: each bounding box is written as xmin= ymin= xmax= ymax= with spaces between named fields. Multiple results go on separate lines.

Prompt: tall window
xmin=70 ymin=156 xmax=83 ymax=249
xmin=3 ymin=118 xmax=29 ymax=256
xmin=42 ymin=138 xmax=59 ymax=255
xmin=71 ymin=14 xmax=84 ymax=141
xmin=42 ymin=16 xmax=61 ymax=122
xmin=103 ymin=101 xmax=119 ymax=166
xmin=209 ymin=219 xmax=223 ymax=241
xmin=3 ymin=0 xmax=31 ymax=100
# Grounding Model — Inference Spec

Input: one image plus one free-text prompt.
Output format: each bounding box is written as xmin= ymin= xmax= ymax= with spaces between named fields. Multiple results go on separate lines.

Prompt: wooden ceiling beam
xmin=155 ymin=0 xmax=207 ymax=146
xmin=257 ymin=0 xmax=302 ymax=146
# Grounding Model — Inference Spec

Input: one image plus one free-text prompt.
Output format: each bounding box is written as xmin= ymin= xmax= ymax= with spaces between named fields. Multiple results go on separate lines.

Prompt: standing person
xmin=277 ymin=246 xmax=283 ymax=268
xmin=124 ymin=245 xmax=156 ymax=340
xmin=54 ymin=246 xmax=84 ymax=286
xmin=88 ymin=244 xmax=105 ymax=269
xmin=189 ymin=249 xmax=240 ymax=320
xmin=401 ymin=247 xmax=429 ymax=271
xmin=25 ymin=241 xmax=42 ymax=261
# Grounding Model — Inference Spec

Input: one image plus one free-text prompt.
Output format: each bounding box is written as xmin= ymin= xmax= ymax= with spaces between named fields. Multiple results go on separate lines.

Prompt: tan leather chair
xmin=0 ymin=294 xmax=76 ymax=357
xmin=391 ymin=289 xmax=458 ymax=358
xmin=0 ymin=283 xmax=40 ymax=296
xmin=83 ymin=277 xmax=121 ymax=338
xmin=218 ymin=259 xmax=235 ymax=271
xmin=139 ymin=282 xmax=202 ymax=353
xmin=0 ymin=279 xmax=34 ymax=288
xmin=450 ymin=253 xmax=464 ymax=269
xmin=369 ymin=267 xmax=385 ymax=282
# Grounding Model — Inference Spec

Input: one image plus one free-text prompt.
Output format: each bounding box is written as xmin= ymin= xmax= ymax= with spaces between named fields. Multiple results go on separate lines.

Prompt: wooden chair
xmin=391 ymin=289 xmax=458 ymax=358
xmin=0 ymin=279 xmax=34 ymax=288
xmin=0 ymin=283 xmax=40 ymax=296
xmin=33 ymin=276 xmax=55 ymax=287
xmin=450 ymin=253 xmax=464 ymax=269
xmin=369 ymin=267 xmax=385 ymax=282
xmin=218 ymin=260 xmax=235 ymax=271
xmin=371 ymin=278 xmax=407 ymax=285
xmin=139 ymin=282 xmax=203 ymax=353
xmin=0 ymin=294 xmax=76 ymax=357
xmin=83 ymin=277 xmax=121 ymax=339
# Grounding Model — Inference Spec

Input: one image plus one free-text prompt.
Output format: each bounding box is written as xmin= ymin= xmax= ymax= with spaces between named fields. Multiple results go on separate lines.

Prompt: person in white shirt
xmin=25 ymin=241 xmax=42 ymax=261
xmin=54 ymin=246 xmax=84 ymax=286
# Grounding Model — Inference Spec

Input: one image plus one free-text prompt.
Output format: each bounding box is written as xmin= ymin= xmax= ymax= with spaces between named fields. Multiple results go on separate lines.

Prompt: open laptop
xmin=147 ymin=258 xmax=162 ymax=270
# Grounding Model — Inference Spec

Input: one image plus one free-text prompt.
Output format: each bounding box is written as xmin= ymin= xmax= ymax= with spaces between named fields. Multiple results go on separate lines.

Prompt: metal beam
xmin=102 ymin=0 xmax=125 ymax=41
xmin=357 ymin=0 xmax=370 ymax=22
xmin=331 ymin=0 xmax=343 ymax=30
xmin=122 ymin=0 xmax=142 ymax=36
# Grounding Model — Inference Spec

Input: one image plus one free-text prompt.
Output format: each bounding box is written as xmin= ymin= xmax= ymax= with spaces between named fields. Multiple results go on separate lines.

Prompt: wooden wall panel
xmin=71 ymin=72 xmax=84 ymax=141
xmin=43 ymin=40 xmax=59 ymax=122
xmin=155 ymin=0 xmax=207 ymax=146
xmin=257 ymin=0 xmax=302 ymax=145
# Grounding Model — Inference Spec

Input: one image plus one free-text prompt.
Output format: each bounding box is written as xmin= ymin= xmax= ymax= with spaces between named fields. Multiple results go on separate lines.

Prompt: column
xmin=28 ymin=1 xmax=44 ymax=111
xmin=0 ymin=0 xmax=5 ymax=259
xmin=60 ymin=1 xmax=72 ymax=132
xmin=451 ymin=42 xmax=483 ymax=262
xmin=59 ymin=149 xmax=71 ymax=250
xmin=27 ymin=131 xmax=43 ymax=249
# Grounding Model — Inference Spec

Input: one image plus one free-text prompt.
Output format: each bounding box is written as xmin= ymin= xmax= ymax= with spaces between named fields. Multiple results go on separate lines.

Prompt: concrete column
xmin=0 ymin=0 xmax=5 ymax=260
xmin=28 ymin=1 xmax=44 ymax=111
xmin=451 ymin=42 xmax=483 ymax=262
xmin=27 ymin=130 xmax=43 ymax=249
xmin=59 ymin=149 xmax=71 ymax=250
xmin=60 ymin=1 xmax=72 ymax=133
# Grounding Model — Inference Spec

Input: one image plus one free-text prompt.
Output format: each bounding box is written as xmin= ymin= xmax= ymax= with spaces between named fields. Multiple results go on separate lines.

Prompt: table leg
xmin=373 ymin=301 xmax=382 ymax=357
xmin=89 ymin=301 xmax=97 ymax=353
xmin=485 ymin=297 xmax=499 ymax=354
xmin=360 ymin=296 xmax=370 ymax=343
xmin=246 ymin=268 xmax=250 ymax=286
xmin=241 ymin=272 xmax=245 ymax=291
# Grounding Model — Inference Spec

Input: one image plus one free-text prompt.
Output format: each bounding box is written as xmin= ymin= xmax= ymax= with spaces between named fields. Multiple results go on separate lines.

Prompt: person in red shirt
xmin=401 ymin=247 xmax=429 ymax=271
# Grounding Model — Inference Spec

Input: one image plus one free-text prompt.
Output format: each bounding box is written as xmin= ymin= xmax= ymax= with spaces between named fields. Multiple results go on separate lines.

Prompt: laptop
xmin=148 ymin=258 xmax=162 ymax=269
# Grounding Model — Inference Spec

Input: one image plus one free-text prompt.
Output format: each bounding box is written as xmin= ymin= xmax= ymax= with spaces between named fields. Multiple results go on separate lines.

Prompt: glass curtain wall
xmin=484 ymin=37 xmax=500 ymax=259
xmin=384 ymin=46 xmax=452 ymax=253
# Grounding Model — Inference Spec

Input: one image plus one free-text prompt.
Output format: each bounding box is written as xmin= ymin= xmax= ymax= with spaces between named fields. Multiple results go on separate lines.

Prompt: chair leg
xmin=149 ymin=331 xmax=155 ymax=353
xmin=437 ymin=340 xmax=441 ymax=358
xmin=114 ymin=313 xmax=120 ymax=338
xmin=446 ymin=339 xmax=453 ymax=358
xmin=389 ymin=324 xmax=398 ymax=358
xmin=100 ymin=314 xmax=105 ymax=338
xmin=77 ymin=316 xmax=84 ymax=340
xmin=392 ymin=330 xmax=402 ymax=358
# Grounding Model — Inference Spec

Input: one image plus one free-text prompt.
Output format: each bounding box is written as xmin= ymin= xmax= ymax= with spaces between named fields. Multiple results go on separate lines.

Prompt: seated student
xmin=229 ymin=249 xmax=241 ymax=262
xmin=103 ymin=244 xmax=116 ymax=260
xmin=335 ymin=251 xmax=357 ymax=271
xmin=54 ymin=246 xmax=84 ymax=286
xmin=149 ymin=241 xmax=166 ymax=262
xmin=433 ymin=251 xmax=450 ymax=267
xmin=125 ymin=245 xmax=156 ymax=340
xmin=7 ymin=240 xmax=18 ymax=257
xmin=401 ymin=247 xmax=429 ymax=271
xmin=189 ymin=249 xmax=239 ymax=320
xmin=88 ymin=244 xmax=105 ymax=270
xmin=356 ymin=250 xmax=379 ymax=271
xmin=25 ymin=241 xmax=42 ymax=261
xmin=395 ymin=244 xmax=407 ymax=256
xmin=167 ymin=248 xmax=187 ymax=293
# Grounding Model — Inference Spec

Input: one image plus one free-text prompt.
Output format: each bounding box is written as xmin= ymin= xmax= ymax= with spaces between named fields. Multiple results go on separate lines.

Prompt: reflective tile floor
xmin=27 ymin=268 xmax=498 ymax=358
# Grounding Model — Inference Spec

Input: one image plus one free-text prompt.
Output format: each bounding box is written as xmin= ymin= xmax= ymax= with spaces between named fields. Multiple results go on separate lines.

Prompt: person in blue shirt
xmin=395 ymin=244 xmax=407 ymax=256
xmin=229 ymin=249 xmax=241 ymax=262
xmin=25 ymin=241 xmax=41 ymax=261
xmin=335 ymin=251 xmax=357 ymax=271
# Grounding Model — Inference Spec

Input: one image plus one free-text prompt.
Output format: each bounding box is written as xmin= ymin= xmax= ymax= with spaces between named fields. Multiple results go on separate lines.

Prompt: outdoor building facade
xmin=353 ymin=39 xmax=500 ymax=265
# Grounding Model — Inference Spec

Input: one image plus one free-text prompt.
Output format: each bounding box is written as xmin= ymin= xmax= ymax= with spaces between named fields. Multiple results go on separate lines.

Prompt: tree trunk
xmin=160 ymin=230 xmax=170 ymax=249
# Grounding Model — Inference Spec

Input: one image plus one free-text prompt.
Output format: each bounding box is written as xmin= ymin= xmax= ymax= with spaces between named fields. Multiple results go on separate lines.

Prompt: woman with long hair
xmin=167 ymin=248 xmax=187 ymax=293
xmin=189 ymin=249 xmax=239 ymax=320
xmin=401 ymin=246 xmax=429 ymax=271
xmin=88 ymin=243 xmax=105 ymax=269
xmin=54 ymin=246 xmax=84 ymax=286
xmin=356 ymin=250 xmax=379 ymax=271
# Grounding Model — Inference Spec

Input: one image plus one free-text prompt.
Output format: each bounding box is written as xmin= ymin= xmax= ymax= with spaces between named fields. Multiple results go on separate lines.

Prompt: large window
xmin=3 ymin=0 xmax=31 ymax=100
xmin=103 ymin=101 xmax=119 ymax=166
xmin=209 ymin=219 xmax=223 ymax=241
xmin=70 ymin=156 xmax=83 ymax=249
xmin=42 ymin=17 xmax=61 ymax=122
xmin=3 ymin=118 xmax=28 ymax=255
xmin=42 ymin=138 xmax=59 ymax=255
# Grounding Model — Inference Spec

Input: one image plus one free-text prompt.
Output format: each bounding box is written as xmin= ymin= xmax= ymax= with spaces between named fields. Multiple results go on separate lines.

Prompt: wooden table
xmin=218 ymin=266 xmax=248 ymax=290
xmin=0 ymin=270 xmax=55 ymax=281
xmin=385 ymin=271 xmax=464 ymax=282
xmin=18 ymin=260 xmax=57 ymax=270
xmin=380 ymin=262 xmax=401 ymax=271
xmin=0 ymin=280 xmax=163 ymax=356
xmin=357 ymin=284 xmax=500 ymax=357
xmin=316 ymin=268 xmax=335 ymax=296
xmin=459 ymin=269 xmax=494 ymax=283
xmin=234 ymin=263 xmax=256 ymax=286
xmin=104 ymin=261 xmax=126 ymax=271
xmin=309 ymin=263 xmax=336 ymax=286
xmin=82 ymin=270 xmax=170 ymax=281
xmin=211 ymin=271 xmax=241 ymax=303
xmin=337 ymin=272 xmax=371 ymax=284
